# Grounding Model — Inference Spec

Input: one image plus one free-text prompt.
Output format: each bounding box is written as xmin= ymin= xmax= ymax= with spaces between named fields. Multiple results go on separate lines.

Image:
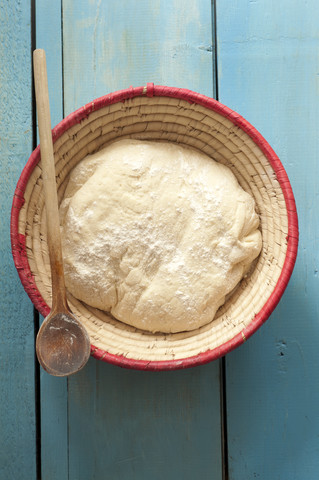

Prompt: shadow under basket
xmin=11 ymin=84 xmax=298 ymax=371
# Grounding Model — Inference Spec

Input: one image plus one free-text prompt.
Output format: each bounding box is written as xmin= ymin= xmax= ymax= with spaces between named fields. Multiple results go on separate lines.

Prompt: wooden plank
xmin=36 ymin=1 xmax=63 ymax=127
xmin=63 ymin=0 xmax=215 ymax=111
xmin=35 ymin=2 xmax=69 ymax=479
xmin=0 ymin=1 xmax=36 ymax=478
xmin=68 ymin=361 xmax=221 ymax=479
xmin=216 ymin=1 xmax=319 ymax=478
xmin=61 ymin=1 xmax=222 ymax=478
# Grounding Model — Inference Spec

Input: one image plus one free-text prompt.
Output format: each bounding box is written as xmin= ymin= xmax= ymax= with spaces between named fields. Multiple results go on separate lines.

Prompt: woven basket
xmin=11 ymin=84 xmax=298 ymax=370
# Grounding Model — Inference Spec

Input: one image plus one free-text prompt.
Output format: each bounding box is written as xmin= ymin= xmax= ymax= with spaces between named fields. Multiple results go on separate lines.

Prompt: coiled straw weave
xmin=11 ymin=84 xmax=298 ymax=370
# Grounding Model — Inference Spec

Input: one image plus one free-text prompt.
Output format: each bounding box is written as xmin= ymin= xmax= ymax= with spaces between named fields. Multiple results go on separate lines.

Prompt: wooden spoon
xmin=33 ymin=49 xmax=91 ymax=376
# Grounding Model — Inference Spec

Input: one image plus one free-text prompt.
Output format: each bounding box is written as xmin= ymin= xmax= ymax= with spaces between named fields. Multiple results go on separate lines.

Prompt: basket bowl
xmin=11 ymin=84 xmax=298 ymax=370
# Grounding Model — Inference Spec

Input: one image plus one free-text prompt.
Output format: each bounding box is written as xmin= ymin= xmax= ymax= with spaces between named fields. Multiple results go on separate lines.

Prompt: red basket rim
xmin=10 ymin=84 xmax=299 ymax=371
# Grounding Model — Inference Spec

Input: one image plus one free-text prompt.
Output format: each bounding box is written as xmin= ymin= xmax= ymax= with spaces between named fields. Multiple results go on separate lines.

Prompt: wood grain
xmin=217 ymin=1 xmax=319 ymax=478
xmin=0 ymin=1 xmax=36 ymax=478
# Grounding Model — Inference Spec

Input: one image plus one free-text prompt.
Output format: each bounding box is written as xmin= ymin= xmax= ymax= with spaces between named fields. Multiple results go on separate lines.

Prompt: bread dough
xmin=60 ymin=139 xmax=262 ymax=333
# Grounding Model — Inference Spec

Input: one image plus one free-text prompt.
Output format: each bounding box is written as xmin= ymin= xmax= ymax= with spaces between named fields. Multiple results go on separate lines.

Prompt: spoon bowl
xmin=36 ymin=311 xmax=91 ymax=376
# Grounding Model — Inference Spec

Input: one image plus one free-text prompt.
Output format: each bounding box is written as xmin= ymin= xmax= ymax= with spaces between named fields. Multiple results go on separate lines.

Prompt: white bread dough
xmin=60 ymin=140 xmax=262 ymax=333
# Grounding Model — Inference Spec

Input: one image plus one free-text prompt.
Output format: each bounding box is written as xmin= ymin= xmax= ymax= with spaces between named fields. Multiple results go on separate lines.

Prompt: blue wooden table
xmin=1 ymin=1 xmax=318 ymax=478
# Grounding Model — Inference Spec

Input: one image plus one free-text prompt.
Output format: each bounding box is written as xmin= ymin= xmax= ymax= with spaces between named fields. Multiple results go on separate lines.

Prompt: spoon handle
xmin=33 ymin=49 xmax=68 ymax=313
